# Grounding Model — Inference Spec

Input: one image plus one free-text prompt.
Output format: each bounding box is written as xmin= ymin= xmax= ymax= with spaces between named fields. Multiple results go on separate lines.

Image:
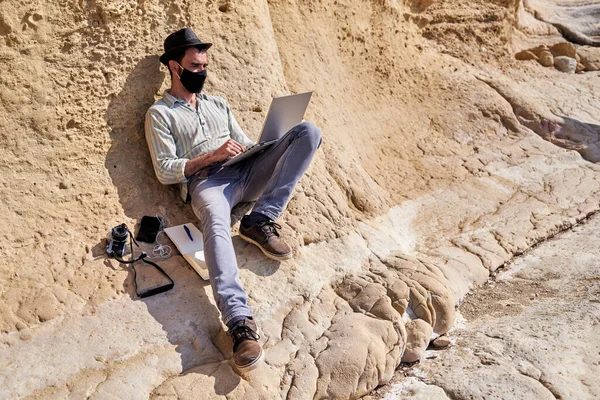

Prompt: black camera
xmin=104 ymin=220 xmax=175 ymax=298
xmin=106 ymin=224 xmax=129 ymax=257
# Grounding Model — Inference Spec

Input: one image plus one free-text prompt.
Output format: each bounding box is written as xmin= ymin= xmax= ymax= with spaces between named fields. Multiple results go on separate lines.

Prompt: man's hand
xmin=211 ymin=139 xmax=246 ymax=162
xmin=184 ymin=139 xmax=246 ymax=178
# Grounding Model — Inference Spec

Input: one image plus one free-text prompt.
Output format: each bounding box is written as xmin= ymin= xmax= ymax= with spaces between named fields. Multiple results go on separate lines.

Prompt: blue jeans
xmin=189 ymin=122 xmax=321 ymax=326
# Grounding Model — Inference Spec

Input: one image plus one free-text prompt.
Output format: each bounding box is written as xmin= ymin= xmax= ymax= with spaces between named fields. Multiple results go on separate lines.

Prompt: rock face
xmin=380 ymin=214 xmax=600 ymax=399
xmin=578 ymin=46 xmax=600 ymax=71
xmin=1 ymin=0 xmax=599 ymax=399
xmin=523 ymin=0 xmax=600 ymax=46
xmin=401 ymin=319 xmax=433 ymax=363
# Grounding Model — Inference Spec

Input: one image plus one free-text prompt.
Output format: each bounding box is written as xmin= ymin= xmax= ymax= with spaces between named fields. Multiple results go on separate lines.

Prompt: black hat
xmin=159 ymin=28 xmax=212 ymax=65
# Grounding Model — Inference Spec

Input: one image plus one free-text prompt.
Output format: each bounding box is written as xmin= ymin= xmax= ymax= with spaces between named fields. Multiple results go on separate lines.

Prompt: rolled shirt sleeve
xmin=145 ymin=110 xmax=188 ymax=185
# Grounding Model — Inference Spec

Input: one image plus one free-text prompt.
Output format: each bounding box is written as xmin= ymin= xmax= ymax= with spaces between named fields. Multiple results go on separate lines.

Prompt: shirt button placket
xmin=198 ymin=111 xmax=206 ymax=135
xmin=196 ymin=100 xmax=206 ymax=134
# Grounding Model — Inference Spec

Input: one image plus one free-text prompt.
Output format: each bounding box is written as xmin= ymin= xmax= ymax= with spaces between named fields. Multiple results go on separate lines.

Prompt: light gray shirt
xmin=145 ymin=90 xmax=255 ymax=202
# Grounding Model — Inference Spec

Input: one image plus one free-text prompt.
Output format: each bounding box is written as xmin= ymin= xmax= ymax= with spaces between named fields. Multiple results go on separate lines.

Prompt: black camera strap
xmin=114 ymin=230 xmax=174 ymax=298
xmin=134 ymin=255 xmax=175 ymax=298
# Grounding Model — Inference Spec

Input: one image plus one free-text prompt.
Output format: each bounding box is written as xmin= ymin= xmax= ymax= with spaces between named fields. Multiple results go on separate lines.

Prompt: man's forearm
xmin=184 ymin=152 xmax=216 ymax=178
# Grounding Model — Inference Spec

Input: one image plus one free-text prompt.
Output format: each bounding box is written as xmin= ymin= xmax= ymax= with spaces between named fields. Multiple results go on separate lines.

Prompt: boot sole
xmin=239 ymin=232 xmax=292 ymax=261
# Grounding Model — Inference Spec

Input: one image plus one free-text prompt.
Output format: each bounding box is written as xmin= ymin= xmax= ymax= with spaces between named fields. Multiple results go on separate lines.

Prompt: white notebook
xmin=163 ymin=223 xmax=209 ymax=280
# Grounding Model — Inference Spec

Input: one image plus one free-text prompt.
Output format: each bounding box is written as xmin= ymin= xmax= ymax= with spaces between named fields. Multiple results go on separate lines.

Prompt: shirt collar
xmin=163 ymin=90 xmax=207 ymax=108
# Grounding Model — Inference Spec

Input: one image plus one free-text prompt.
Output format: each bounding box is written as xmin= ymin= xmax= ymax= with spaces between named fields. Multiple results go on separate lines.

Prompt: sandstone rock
xmin=517 ymin=360 xmax=542 ymax=380
xmin=576 ymin=62 xmax=585 ymax=73
xmin=554 ymin=56 xmax=577 ymax=73
xmin=522 ymin=0 xmax=600 ymax=46
xmin=380 ymin=377 xmax=451 ymax=399
xmin=386 ymin=216 xmax=600 ymax=399
xmin=2 ymin=0 xmax=600 ymax=398
xmin=538 ymin=50 xmax=554 ymax=67
xmin=431 ymin=335 xmax=452 ymax=349
xmin=376 ymin=254 xmax=456 ymax=334
xmin=515 ymin=50 xmax=538 ymax=61
xmin=549 ymin=42 xmax=577 ymax=59
xmin=577 ymin=46 xmax=600 ymax=71
xmin=335 ymin=275 xmax=403 ymax=323
xmin=402 ymin=319 xmax=434 ymax=363
xmin=529 ymin=44 xmax=549 ymax=57
xmin=588 ymin=283 xmax=600 ymax=303
xmin=315 ymin=313 xmax=404 ymax=399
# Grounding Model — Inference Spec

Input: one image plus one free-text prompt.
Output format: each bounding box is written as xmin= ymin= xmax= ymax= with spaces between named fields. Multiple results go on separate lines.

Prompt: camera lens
xmin=111 ymin=225 xmax=128 ymax=242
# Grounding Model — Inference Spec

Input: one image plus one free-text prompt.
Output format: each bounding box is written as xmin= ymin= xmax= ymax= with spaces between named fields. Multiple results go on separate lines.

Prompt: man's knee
xmin=296 ymin=121 xmax=322 ymax=149
xmin=192 ymin=203 xmax=232 ymax=233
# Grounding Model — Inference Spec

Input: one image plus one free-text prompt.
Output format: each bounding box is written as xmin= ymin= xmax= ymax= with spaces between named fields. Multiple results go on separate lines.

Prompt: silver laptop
xmin=222 ymin=92 xmax=313 ymax=166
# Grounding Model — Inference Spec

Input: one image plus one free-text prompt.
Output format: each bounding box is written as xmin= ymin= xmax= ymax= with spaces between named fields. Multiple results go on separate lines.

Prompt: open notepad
xmin=163 ymin=223 xmax=209 ymax=281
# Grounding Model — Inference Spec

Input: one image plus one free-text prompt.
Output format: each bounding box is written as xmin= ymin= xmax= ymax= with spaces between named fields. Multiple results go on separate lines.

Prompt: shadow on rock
xmin=104 ymin=55 xmax=279 ymax=396
xmin=121 ymin=255 xmax=241 ymax=395
xmin=104 ymin=55 xmax=193 ymax=222
xmin=547 ymin=116 xmax=600 ymax=162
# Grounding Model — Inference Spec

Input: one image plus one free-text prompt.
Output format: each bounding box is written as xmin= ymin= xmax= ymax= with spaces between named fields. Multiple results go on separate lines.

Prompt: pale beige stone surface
xmin=401 ymin=319 xmax=433 ymax=363
xmin=1 ymin=0 xmax=599 ymax=398
xmin=378 ymin=214 xmax=600 ymax=399
xmin=380 ymin=377 xmax=451 ymax=400
xmin=523 ymin=0 xmax=600 ymax=46
xmin=538 ymin=50 xmax=554 ymax=66
xmin=553 ymin=55 xmax=577 ymax=73
xmin=578 ymin=46 xmax=600 ymax=71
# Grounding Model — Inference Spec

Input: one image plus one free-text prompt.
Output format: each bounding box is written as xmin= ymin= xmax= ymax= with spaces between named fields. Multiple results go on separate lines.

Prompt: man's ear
xmin=168 ymin=60 xmax=179 ymax=76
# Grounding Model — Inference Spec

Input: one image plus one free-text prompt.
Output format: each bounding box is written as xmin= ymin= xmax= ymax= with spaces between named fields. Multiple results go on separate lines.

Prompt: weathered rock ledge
xmin=375 ymin=213 xmax=600 ymax=399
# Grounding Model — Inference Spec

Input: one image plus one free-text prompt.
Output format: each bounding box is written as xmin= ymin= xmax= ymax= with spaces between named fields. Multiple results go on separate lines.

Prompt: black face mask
xmin=176 ymin=64 xmax=207 ymax=93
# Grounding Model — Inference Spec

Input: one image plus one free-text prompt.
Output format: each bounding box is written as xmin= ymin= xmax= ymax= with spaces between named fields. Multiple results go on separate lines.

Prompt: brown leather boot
xmin=228 ymin=317 xmax=263 ymax=371
xmin=239 ymin=216 xmax=292 ymax=261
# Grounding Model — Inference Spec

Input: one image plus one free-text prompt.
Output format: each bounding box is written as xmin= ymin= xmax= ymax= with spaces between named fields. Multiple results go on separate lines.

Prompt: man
xmin=145 ymin=28 xmax=321 ymax=371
